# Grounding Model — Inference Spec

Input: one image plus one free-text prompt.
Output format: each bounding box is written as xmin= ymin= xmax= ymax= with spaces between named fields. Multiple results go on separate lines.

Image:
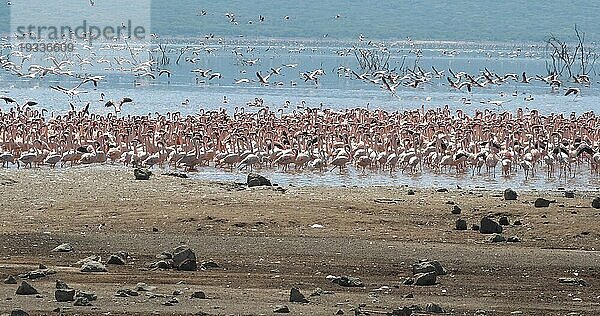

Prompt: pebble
xmin=504 ymin=188 xmax=518 ymax=200
xmin=455 ymin=218 xmax=467 ymax=230
xmin=74 ymin=296 xmax=93 ymax=306
xmin=490 ymin=234 xmax=506 ymax=242
xmin=451 ymin=205 xmax=461 ymax=214
xmin=534 ymin=198 xmax=552 ymax=207
xmin=507 ymin=236 xmax=521 ymax=243
xmin=273 ymin=305 xmax=290 ymax=313
xmin=3 ymin=275 xmax=17 ymax=284
xmin=10 ymin=310 xmax=29 ymax=316
xmin=425 ymin=302 xmax=444 ymax=313
xmin=191 ymin=290 xmax=206 ymax=299
xmin=592 ymin=197 xmax=600 ymax=209
xmin=81 ymin=261 xmax=108 ymax=273
xmin=51 ymin=243 xmax=72 ymax=252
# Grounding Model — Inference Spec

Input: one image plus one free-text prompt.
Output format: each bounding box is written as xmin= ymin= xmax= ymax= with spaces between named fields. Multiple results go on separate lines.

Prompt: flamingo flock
xmin=2 ymin=104 xmax=600 ymax=181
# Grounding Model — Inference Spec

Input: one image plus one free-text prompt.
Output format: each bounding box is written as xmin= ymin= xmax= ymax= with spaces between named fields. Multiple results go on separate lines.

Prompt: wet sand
xmin=0 ymin=166 xmax=599 ymax=315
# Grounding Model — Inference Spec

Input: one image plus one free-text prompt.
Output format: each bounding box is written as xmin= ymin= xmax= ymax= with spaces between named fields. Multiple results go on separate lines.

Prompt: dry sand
xmin=0 ymin=166 xmax=599 ymax=315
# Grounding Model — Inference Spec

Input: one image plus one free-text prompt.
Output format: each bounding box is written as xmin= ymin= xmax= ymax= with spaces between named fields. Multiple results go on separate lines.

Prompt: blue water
xmin=149 ymin=0 xmax=600 ymax=43
xmin=2 ymin=1 xmax=600 ymax=42
xmin=2 ymin=1 xmax=599 ymax=115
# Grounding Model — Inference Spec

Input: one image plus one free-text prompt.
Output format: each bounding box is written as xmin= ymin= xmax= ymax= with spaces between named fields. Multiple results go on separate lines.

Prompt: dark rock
xmin=107 ymin=254 xmax=126 ymax=265
xmin=565 ymin=191 xmax=575 ymax=198
xmin=74 ymin=296 xmax=92 ymax=306
xmin=16 ymin=281 xmax=39 ymax=295
xmin=310 ymin=288 xmax=324 ymax=297
xmin=436 ymin=188 xmax=448 ymax=193
xmin=504 ymin=189 xmax=518 ymax=200
xmin=157 ymin=251 xmax=173 ymax=260
xmin=480 ymin=217 xmax=503 ymax=234
xmin=407 ymin=189 xmax=415 ymax=195
xmin=178 ymin=259 xmax=198 ymax=271
xmin=289 ymin=287 xmax=309 ymax=303
xmin=115 ymin=289 xmax=139 ymax=297
xmin=534 ymin=198 xmax=552 ymax=207
xmin=403 ymin=293 xmax=414 ymax=298
xmin=51 ymin=243 xmax=72 ymax=252
xmin=10 ymin=310 xmax=29 ymax=316
xmin=499 ymin=216 xmax=510 ymax=226
xmin=134 ymin=168 xmax=152 ymax=180
xmin=472 ymin=224 xmax=480 ymax=231
xmin=4 ymin=275 xmax=17 ymax=284
xmin=81 ymin=261 xmax=107 ymax=272
xmin=152 ymin=227 xmax=159 ymax=232
xmin=173 ymin=246 xmax=197 ymax=271
xmin=76 ymin=290 xmax=97 ymax=301
xmin=514 ymin=220 xmax=522 ymax=226
xmin=451 ymin=205 xmax=461 ymax=214
xmin=455 ymin=218 xmax=467 ymax=230
xmin=163 ymin=172 xmax=188 ymax=178
xmin=402 ymin=277 xmax=414 ymax=285
xmin=200 ymin=261 xmax=219 ymax=270
xmin=559 ymin=277 xmax=586 ymax=286
xmin=149 ymin=260 xmax=174 ymax=269
xmin=273 ymin=305 xmax=290 ymax=313
xmin=38 ymin=264 xmax=47 ymax=270
xmin=391 ymin=307 xmax=414 ymax=316
xmin=55 ymin=289 xmax=75 ymax=302
xmin=429 ymin=261 xmax=447 ymax=275
xmin=20 ymin=269 xmax=52 ymax=280
xmin=135 ymin=282 xmax=156 ymax=292
xmin=191 ymin=290 xmax=206 ymax=299
xmin=332 ymin=275 xmax=364 ymax=287
xmin=592 ymin=197 xmax=600 ymax=209
xmin=413 ymin=260 xmax=446 ymax=276
xmin=163 ymin=297 xmax=179 ymax=306
xmin=425 ymin=303 xmax=445 ymax=313
xmin=414 ymin=272 xmax=436 ymax=286
xmin=490 ymin=234 xmax=506 ymax=242
xmin=247 ymin=173 xmax=271 ymax=187
xmin=507 ymin=236 xmax=521 ymax=243
xmin=336 ymin=309 xmax=344 ymax=315
xmin=412 ymin=262 xmax=435 ymax=275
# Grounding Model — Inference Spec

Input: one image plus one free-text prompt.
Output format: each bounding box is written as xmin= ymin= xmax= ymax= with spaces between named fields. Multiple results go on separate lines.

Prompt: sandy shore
xmin=0 ymin=166 xmax=599 ymax=315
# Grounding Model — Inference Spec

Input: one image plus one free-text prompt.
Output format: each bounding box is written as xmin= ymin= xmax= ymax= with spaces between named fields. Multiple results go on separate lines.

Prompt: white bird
xmin=256 ymin=71 xmax=271 ymax=85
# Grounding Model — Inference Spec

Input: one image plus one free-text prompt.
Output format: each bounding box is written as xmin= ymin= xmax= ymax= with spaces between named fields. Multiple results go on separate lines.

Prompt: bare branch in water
xmin=545 ymin=25 xmax=597 ymax=79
